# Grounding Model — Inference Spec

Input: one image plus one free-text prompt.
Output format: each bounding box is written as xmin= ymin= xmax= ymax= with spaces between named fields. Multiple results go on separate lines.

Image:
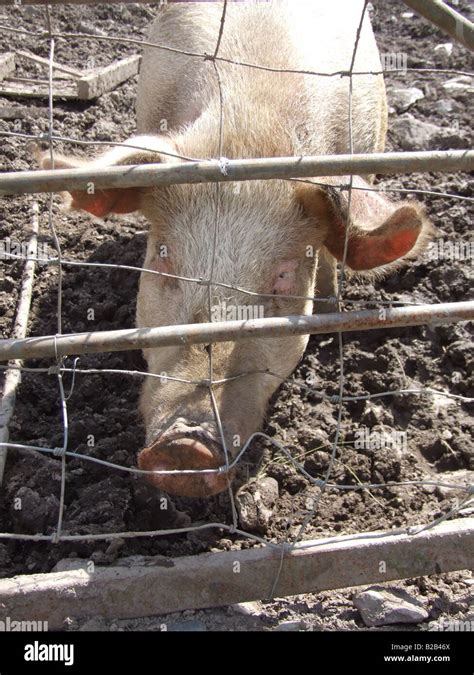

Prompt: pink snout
xmin=138 ymin=436 xmax=233 ymax=498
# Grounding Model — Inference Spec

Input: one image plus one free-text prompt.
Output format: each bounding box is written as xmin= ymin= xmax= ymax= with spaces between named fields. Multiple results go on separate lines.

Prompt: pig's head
xmin=40 ymin=136 xmax=432 ymax=497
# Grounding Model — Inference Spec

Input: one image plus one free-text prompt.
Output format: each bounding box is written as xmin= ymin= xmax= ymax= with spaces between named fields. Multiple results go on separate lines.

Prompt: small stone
xmin=388 ymin=87 xmax=424 ymax=113
xmin=433 ymin=100 xmax=454 ymax=115
xmin=360 ymin=400 xmax=394 ymax=427
xmin=229 ymin=601 xmax=262 ymax=616
xmin=78 ymin=22 xmax=107 ymax=37
xmin=354 ymin=586 xmax=429 ymax=627
xmin=391 ymin=114 xmax=441 ymax=151
xmin=450 ymin=371 xmax=463 ymax=384
xmin=235 ymin=477 xmax=279 ymax=533
xmin=52 ymin=559 xmax=89 ymax=573
xmin=442 ymin=76 xmax=474 ymax=99
xmin=434 ymin=470 xmax=474 ymax=499
xmin=434 ymin=43 xmax=453 ymax=58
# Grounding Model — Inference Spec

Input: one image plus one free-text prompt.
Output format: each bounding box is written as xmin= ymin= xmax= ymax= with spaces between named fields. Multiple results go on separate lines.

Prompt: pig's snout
xmin=137 ymin=422 xmax=233 ymax=497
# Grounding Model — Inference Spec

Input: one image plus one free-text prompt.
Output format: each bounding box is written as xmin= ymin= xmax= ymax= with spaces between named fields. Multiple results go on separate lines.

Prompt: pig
xmin=40 ymin=1 xmax=431 ymax=498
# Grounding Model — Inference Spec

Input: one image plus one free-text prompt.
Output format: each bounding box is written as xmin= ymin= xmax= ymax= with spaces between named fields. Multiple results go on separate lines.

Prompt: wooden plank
xmin=76 ymin=54 xmax=140 ymax=100
xmin=0 ymin=54 xmax=139 ymax=99
xmin=0 ymin=52 xmax=15 ymax=82
xmin=7 ymin=76 xmax=55 ymax=85
xmin=0 ymin=518 xmax=472 ymax=629
xmin=16 ymin=49 xmax=83 ymax=78
xmin=0 ymin=78 xmax=77 ymax=99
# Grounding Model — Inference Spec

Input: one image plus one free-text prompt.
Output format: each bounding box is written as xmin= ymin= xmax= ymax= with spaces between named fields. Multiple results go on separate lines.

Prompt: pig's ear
xmin=36 ymin=136 xmax=177 ymax=218
xmin=297 ymin=177 xmax=433 ymax=273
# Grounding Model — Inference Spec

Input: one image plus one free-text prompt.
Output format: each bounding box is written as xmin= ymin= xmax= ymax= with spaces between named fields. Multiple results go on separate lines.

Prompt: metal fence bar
xmin=2 ymin=131 xmax=474 ymax=201
xmin=403 ymin=0 xmax=474 ymax=52
xmin=1 ymin=302 xmax=473 ymax=362
xmin=2 ymin=150 xmax=473 ymax=196
xmin=0 ymin=517 xmax=472 ymax=629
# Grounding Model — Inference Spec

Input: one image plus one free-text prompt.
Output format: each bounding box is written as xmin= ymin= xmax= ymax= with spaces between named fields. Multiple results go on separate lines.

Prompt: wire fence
xmin=0 ymin=0 xmax=473 ymax=598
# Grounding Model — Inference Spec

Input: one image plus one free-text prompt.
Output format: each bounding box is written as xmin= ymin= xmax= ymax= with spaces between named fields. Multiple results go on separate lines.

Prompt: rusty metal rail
xmin=1 ymin=150 xmax=473 ymax=196
xmin=0 ymin=518 xmax=472 ymax=628
xmin=1 ymin=301 xmax=473 ymax=362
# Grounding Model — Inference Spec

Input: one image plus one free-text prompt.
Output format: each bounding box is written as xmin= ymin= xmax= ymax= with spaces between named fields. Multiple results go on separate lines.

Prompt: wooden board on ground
xmin=77 ymin=54 xmax=141 ymax=100
xmin=0 ymin=78 xmax=77 ymax=99
xmin=16 ymin=50 xmax=83 ymax=78
xmin=0 ymin=53 xmax=140 ymax=100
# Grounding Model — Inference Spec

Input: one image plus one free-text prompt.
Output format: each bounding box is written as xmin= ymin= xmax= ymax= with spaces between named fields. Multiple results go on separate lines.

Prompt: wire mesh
xmin=0 ymin=0 xmax=473 ymax=602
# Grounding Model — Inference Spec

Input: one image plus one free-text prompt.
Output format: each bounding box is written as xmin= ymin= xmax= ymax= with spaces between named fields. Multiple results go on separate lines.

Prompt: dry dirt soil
xmin=0 ymin=0 xmax=472 ymax=631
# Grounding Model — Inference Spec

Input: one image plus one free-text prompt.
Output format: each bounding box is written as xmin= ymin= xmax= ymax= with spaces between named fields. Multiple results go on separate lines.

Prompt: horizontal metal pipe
xmin=1 ymin=302 xmax=473 ymax=362
xmin=1 ymin=150 xmax=473 ymax=196
xmin=403 ymin=0 xmax=474 ymax=52
xmin=0 ymin=518 xmax=472 ymax=628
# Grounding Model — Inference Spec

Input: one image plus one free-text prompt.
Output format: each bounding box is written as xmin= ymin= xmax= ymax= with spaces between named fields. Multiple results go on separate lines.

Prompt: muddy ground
xmin=0 ymin=1 xmax=472 ymax=631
